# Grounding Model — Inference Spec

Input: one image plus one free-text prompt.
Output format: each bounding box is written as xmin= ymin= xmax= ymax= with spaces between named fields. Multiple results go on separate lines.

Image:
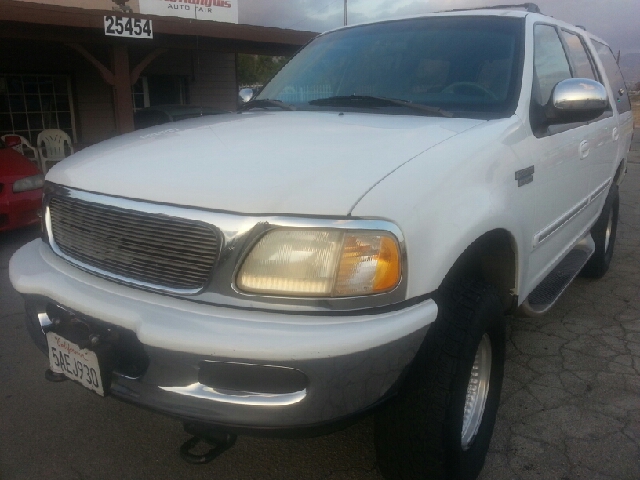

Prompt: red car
xmin=0 ymin=136 xmax=44 ymax=232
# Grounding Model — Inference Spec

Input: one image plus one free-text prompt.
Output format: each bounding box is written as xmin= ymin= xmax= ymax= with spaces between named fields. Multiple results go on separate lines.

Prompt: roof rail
xmin=442 ymin=3 xmax=541 ymax=14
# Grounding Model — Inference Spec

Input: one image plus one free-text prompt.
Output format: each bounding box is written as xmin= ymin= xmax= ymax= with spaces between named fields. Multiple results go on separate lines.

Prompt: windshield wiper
xmin=308 ymin=95 xmax=453 ymax=117
xmin=239 ymin=99 xmax=296 ymax=112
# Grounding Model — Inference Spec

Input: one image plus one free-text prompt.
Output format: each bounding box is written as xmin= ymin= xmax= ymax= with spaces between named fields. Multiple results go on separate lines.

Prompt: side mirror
xmin=4 ymin=135 xmax=21 ymax=148
xmin=238 ymin=88 xmax=254 ymax=104
xmin=547 ymin=78 xmax=609 ymax=123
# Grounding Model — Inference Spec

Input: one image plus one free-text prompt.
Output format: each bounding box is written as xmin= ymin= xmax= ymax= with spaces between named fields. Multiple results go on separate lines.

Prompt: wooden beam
xmin=130 ymin=48 xmax=168 ymax=85
xmin=0 ymin=21 xmax=305 ymax=56
xmin=111 ymin=44 xmax=135 ymax=134
xmin=0 ymin=0 xmax=317 ymax=47
xmin=66 ymin=43 xmax=115 ymax=85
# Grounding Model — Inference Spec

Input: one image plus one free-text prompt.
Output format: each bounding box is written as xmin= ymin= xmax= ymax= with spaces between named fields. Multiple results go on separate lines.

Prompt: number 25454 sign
xmin=104 ymin=16 xmax=153 ymax=39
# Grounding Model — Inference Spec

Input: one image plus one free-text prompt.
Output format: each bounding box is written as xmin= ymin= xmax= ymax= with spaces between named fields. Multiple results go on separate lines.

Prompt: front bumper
xmin=10 ymin=240 xmax=438 ymax=430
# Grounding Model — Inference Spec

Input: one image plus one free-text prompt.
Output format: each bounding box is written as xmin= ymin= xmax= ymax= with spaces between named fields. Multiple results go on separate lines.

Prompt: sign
xmin=47 ymin=332 xmax=105 ymax=396
xmin=139 ymin=0 xmax=238 ymax=24
xmin=104 ymin=16 xmax=153 ymax=38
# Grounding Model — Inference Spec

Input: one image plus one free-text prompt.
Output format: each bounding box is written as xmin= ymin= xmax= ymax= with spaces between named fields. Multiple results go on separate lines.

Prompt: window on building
xmin=131 ymin=75 xmax=188 ymax=111
xmin=132 ymin=77 xmax=150 ymax=111
xmin=0 ymin=75 xmax=76 ymax=145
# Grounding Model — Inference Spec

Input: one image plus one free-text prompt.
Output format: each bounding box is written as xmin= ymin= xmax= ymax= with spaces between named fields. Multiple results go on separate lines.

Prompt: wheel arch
xmin=614 ymin=157 xmax=627 ymax=186
xmin=442 ymin=229 xmax=519 ymax=312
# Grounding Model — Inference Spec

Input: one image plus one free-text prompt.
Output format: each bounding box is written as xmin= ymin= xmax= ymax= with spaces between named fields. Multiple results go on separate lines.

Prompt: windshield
xmin=258 ymin=16 xmax=524 ymax=117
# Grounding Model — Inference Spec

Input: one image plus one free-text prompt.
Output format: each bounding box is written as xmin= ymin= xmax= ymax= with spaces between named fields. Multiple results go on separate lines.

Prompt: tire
xmin=375 ymin=280 xmax=506 ymax=480
xmin=580 ymin=184 xmax=619 ymax=279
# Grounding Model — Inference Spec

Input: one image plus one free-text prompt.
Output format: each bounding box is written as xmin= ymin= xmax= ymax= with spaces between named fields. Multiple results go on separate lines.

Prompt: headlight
xmin=13 ymin=174 xmax=45 ymax=193
xmin=237 ymin=229 xmax=401 ymax=297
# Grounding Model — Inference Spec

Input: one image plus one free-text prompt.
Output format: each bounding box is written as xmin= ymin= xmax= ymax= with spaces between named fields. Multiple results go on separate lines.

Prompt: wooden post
xmin=111 ymin=44 xmax=135 ymax=134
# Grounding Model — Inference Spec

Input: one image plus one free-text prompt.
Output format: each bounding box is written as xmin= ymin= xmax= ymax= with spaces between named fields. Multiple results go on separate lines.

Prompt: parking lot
xmin=1 ymin=134 xmax=639 ymax=479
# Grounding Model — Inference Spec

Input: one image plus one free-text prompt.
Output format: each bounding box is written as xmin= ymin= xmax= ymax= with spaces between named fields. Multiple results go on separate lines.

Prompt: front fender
xmin=351 ymin=118 xmax=534 ymax=299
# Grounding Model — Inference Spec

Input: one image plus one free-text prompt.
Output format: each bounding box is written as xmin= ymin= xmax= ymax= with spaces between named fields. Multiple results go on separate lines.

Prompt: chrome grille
xmin=49 ymin=196 xmax=219 ymax=292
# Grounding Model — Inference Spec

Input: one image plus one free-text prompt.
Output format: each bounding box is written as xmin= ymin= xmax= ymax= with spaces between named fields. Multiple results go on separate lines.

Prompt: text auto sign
xmin=139 ymin=0 xmax=238 ymax=24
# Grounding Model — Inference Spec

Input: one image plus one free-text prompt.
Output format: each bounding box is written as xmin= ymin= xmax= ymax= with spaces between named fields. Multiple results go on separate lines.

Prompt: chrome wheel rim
xmin=461 ymin=333 xmax=492 ymax=450
xmin=604 ymin=209 xmax=613 ymax=252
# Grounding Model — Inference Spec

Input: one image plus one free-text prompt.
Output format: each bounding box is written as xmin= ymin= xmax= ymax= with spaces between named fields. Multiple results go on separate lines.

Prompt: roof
xmin=320 ymin=7 xmax=590 ymax=40
xmin=0 ymin=0 xmax=317 ymax=54
xmin=320 ymin=9 xmax=531 ymax=36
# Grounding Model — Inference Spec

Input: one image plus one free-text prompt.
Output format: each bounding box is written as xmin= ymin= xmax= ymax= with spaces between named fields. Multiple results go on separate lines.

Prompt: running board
xmin=520 ymin=236 xmax=595 ymax=316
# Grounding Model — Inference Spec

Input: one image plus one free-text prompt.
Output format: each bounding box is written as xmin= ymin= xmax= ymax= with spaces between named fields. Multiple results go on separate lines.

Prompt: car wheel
xmin=374 ymin=279 xmax=506 ymax=480
xmin=580 ymin=184 xmax=619 ymax=279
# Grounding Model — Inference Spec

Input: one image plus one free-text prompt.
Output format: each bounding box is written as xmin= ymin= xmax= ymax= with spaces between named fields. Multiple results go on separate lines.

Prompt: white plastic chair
xmin=1 ymin=134 xmax=41 ymax=170
xmin=37 ymin=129 xmax=74 ymax=173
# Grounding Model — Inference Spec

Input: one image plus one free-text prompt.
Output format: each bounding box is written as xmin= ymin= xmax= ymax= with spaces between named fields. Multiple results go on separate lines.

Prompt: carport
xmin=0 ymin=0 xmax=315 ymax=148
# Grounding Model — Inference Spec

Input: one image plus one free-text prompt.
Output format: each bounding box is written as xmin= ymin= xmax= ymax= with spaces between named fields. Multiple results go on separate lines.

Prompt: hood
xmin=47 ymin=111 xmax=483 ymax=215
xmin=0 ymin=147 xmax=40 ymax=181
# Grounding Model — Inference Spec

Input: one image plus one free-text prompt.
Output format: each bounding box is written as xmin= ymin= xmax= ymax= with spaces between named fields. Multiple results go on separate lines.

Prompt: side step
xmin=520 ymin=236 xmax=595 ymax=316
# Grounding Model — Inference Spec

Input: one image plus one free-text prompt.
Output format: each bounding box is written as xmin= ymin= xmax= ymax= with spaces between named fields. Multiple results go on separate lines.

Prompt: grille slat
xmin=55 ymin=239 xmax=214 ymax=274
xmin=52 ymin=203 xmax=218 ymax=244
xmin=52 ymin=225 xmax=217 ymax=260
xmin=49 ymin=196 xmax=219 ymax=291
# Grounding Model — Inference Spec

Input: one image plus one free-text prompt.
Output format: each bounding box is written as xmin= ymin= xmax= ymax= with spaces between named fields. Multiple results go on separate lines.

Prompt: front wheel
xmin=375 ymin=280 xmax=506 ymax=480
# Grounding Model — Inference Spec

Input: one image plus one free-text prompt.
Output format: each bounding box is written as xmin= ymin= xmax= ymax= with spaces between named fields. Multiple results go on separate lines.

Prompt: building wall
xmin=75 ymin=67 xmax=118 ymax=144
xmin=12 ymin=0 xmax=141 ymax=11
xmin=0 ymin=40 xmax=117 ymax=145
xmin=192 ymin=52 xmax=237 ymax=111
xmin=143 ymin=50 xmax=237 ymax=111
xmin=0 ymin=39 xmax=237 ymax=146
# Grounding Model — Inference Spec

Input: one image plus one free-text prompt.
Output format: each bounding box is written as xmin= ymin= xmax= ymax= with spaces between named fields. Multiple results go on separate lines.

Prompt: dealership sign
xmin=139 ymin=0 xmax=238 ymax=23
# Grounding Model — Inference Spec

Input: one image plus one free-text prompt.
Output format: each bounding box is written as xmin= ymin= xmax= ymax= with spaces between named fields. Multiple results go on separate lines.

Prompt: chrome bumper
xmin=12 ymin=240 xmax=438 ymax=429
xmin=23 ymin=294 xmax=434 ymax=429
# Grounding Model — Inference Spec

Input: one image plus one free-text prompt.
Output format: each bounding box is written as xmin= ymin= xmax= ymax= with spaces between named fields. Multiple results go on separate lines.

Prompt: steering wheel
xmin=441 ymin=82 xmax=498 ymax=100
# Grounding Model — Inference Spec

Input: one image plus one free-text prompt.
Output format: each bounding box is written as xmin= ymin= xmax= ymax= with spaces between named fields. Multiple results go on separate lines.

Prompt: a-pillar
xmin=111 ymin=44 xmax=135 ymax=134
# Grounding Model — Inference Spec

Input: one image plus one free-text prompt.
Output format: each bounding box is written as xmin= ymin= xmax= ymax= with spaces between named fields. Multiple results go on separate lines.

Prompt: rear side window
xmin=593 ymin=40 xmax=631 ymax=114
xmin=533 ymin=25 xmax=572 ymax=105
xmin=561 ymin=30 xmax=597 ymax=80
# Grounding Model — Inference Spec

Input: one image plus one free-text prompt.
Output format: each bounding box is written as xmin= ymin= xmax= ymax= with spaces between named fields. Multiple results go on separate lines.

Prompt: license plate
xmin=46 ymin=332 xmax=105 ymax=396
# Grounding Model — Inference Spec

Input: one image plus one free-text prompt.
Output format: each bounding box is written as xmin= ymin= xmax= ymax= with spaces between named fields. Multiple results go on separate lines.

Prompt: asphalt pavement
xmin=1 ymin=133 xmax=639 ymax=479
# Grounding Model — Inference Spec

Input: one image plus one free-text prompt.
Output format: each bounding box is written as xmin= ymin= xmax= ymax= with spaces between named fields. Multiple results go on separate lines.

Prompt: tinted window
xmin=258 ymin=17 xmax=524 ymax=117
xmin=593 ymin=40 xmax=631 ymax=114
xmin=533 ymin=25 xmax=572 ymax=105
xmin=561 ymin=31 xmax=597 ymax=80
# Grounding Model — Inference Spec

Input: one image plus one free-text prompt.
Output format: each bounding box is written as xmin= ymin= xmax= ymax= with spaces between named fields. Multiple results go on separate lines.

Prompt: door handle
xmin=579 ymin=140 xmax=590 ymax=159
xmin=613 ymin=127 xmax=619 ymax=141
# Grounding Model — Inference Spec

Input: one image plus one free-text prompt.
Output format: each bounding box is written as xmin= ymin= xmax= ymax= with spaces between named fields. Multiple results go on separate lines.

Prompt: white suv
xmin=10 ymin=4 xmax=633 ymax=479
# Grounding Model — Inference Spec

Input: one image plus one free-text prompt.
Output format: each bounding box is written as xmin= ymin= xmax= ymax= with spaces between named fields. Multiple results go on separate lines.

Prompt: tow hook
xmin=179 ymin=423 xmax=237 ymax=465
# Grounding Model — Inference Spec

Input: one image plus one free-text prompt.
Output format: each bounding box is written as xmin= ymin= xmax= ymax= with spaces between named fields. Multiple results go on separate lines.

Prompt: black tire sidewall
xmin=602 ymin=187 xmax=619 ymax=265
xmin=375 ymin=280 xmax=506 ymax=480
xmin=445 ymin=301 xmax=505 ymax=479
xmin=581 ymin=184 xmax=619 ymax=278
